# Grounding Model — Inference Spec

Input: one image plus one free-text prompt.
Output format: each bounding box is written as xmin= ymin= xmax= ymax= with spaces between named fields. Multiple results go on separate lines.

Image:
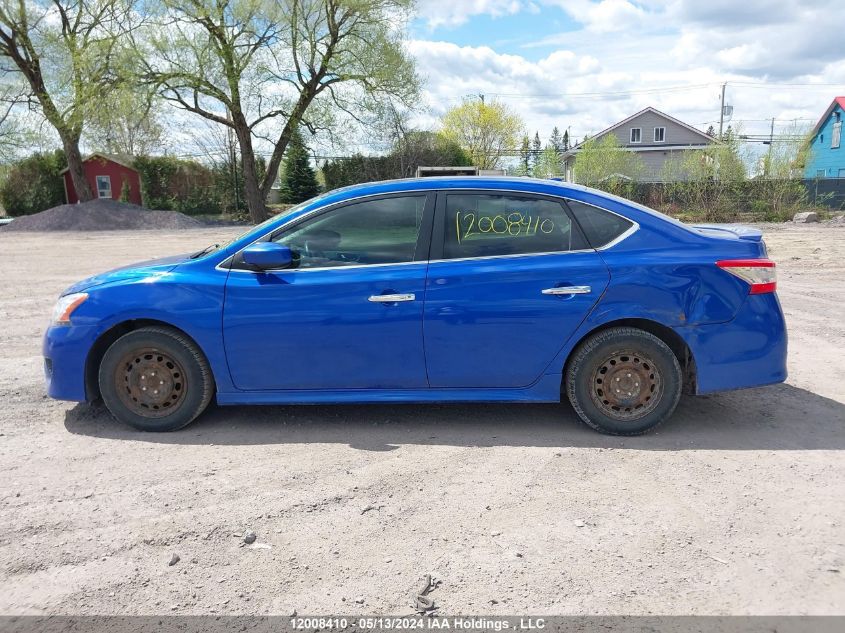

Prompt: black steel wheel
xmin=99 ymin=326 xmax=213 ymax=431
xmin=565 ymin=327 xmax=682 ymax=435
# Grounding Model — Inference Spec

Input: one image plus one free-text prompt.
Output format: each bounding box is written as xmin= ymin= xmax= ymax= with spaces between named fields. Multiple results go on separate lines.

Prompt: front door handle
xmin=368 ymin=293 xmax=416 ymax=303
xmin=541 ymin=286 xmax=591 ymax=295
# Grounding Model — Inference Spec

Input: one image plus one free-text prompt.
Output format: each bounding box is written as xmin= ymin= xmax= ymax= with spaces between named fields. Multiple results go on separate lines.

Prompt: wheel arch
xmin=85 ymin=318 xmax=214 ymax=401
xmin=563 ymin=318 xmax=697 ymax=395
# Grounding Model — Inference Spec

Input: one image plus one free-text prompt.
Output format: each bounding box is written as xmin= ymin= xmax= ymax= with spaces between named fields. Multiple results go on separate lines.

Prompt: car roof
xmin=326 ymin=176 xmax=591 ymax=197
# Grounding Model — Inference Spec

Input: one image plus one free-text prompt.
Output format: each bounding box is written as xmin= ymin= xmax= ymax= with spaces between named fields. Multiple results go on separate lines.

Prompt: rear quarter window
xmin=567 ymin=200 xmax=634 ymax=248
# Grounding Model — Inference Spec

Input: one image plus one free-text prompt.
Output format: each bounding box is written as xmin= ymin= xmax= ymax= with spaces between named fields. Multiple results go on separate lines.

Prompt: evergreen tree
xmin=531 ymin=131 xmax=542 ymax=168
xmin=549 ymin=126 xmax=564 ymax=153
xmin=280 ymin=129 xmax=320 ymax=204
xmin=516 ymin=135 xmax=531 ymax=176
xmin=562 ymin=130 xmax=570 ymax=151
xmin=706 ymin=125 xmax=716 ymax=138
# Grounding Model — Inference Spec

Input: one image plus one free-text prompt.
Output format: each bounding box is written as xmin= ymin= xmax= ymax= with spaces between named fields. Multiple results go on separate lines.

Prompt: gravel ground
xmin=0 ymin=224 xmax=843 ymax=616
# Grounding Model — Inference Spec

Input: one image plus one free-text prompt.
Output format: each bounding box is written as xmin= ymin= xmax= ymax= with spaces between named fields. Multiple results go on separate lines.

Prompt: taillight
xmin=716 ymin=259 xmax=776 ymax=294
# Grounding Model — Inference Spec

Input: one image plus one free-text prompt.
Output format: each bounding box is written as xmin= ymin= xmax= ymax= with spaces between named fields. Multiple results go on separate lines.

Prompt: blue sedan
xmin=43 ymin=177 xmax=786 ymax=435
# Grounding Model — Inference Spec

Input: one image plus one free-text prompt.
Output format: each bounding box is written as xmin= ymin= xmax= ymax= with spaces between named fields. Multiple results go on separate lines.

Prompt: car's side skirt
xmin=215 ymin=373 xmax=564 ymax=406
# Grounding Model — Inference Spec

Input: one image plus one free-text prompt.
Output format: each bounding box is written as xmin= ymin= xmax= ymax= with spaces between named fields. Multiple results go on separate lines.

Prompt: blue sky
xmin=411 ymin=8 xmax=580 ymax=59
xmin=400 ymin=0 xmax=845 ymax=148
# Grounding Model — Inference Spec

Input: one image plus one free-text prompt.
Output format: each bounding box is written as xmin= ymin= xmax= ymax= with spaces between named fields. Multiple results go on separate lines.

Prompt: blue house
xmin=805 ymin=97 xmax=844 ymax=179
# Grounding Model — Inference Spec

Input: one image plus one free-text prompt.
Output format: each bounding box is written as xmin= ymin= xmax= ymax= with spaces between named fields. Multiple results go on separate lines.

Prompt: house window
xmin=630 ymin=128 xmax=642 ymax=143
xmin=832 ymin=121 xmax=841 ymax=149
xmin=96 ymin=176 xmax=112 ymax=199
xmin=654 ymin=127 xmax=665 ymax=142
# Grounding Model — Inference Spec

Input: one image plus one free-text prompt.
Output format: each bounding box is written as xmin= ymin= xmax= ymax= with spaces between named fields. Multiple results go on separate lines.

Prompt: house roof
xmin=59 ymin=152 xmax=137 ymax=174
xmin=570 ymin=106 xmax=716 ymax=151
xmin=809 ymin=97 xmax=845 ymax=138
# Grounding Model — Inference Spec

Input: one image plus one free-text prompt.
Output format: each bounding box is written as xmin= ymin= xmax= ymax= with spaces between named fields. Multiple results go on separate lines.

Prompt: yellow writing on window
xmin=455 ymin=211 xmax=555 ymax=244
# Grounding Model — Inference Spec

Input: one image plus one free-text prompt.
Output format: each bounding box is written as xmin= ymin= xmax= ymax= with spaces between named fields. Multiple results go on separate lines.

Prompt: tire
xmin=98 ymin=326 xmax=214 ymax=432
xmin=565 ymin=327 xmax=682 ymax=436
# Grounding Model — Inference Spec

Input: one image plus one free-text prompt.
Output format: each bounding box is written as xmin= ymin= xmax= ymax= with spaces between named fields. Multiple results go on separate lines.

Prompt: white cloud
xmin=415 ymin=0 xmax=527 ymax=28
xmin=547 ymin=0 xmax=648 ymax=33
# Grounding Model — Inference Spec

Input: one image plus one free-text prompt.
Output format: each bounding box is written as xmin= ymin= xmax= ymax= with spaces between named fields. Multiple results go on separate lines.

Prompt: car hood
xmin=62 ymin=253 xmax=191 ymax=295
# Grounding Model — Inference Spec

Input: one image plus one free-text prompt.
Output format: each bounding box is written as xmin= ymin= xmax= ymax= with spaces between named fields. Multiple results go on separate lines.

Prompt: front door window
xmin=273 ymin=196 xmax=427 ymax=269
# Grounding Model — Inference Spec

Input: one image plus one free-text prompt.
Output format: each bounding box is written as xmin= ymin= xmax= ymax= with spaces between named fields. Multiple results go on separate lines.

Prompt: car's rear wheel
xmin=565 ymin=327 xmax=682 ymax=435
xmin=98 ymin=326 xmax=213 ymax=432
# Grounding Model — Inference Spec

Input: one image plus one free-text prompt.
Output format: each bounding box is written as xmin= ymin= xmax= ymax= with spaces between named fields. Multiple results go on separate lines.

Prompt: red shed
xmin=61 ymin=153 xmax=143 ymax=206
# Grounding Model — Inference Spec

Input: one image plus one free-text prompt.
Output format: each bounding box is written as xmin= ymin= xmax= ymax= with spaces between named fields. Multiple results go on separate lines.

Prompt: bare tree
xmin=0 ymin=0 xmax=138 ymax=201
xmin=140 ymin=0 xmax=418 ymax=222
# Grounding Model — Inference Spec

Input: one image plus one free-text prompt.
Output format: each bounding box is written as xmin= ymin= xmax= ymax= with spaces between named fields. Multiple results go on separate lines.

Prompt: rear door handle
xmin=542 ymin=286 xmax=591 ymax=295
xmin=368 ymin=293 xmax=416 ymax=303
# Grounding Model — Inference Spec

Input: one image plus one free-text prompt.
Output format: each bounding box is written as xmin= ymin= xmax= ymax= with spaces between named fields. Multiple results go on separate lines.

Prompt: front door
xmin=223 ymin=194 xmax=433 ymax=391
xmin=423 ymin=191 xmax=610 ymax=388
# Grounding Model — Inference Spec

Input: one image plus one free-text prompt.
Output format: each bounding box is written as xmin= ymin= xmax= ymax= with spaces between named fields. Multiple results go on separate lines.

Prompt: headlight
xmin=51 ymin=293 xmax=88 ymax=325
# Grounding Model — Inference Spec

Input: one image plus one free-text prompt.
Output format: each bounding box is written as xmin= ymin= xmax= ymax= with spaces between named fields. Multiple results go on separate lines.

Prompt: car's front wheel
xmin=98 ymin=326 xmax=214 ymax=431
xmin=565 ymin=327 xmax=682 ymax=435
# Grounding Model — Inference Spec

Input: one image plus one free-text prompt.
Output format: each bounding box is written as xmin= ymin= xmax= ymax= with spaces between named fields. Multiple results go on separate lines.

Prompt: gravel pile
xmin=2 ymin=199 xmax=205 ymax=231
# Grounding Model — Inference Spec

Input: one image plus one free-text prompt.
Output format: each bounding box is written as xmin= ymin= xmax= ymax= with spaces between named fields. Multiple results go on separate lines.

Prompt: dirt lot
xmin=1 ymin=224 xmax=843 ymax=616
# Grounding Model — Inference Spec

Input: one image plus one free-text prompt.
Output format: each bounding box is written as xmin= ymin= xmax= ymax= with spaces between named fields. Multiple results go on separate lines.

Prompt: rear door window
xmin=440 ymin=193 xmax=587 ymax=260
xmin=566 ymin=200 xmax=634 ymax=248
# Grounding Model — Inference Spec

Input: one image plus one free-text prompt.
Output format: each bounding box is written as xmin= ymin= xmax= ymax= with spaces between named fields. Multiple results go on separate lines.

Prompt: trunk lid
xmin=689 ymin=223 xmax=763 ymax=242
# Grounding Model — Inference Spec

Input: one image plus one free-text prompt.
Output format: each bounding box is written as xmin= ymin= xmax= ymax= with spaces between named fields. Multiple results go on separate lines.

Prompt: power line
xmin=488 ymin=83 xmax=714 ymax=100
xmin=481 ymin=79 xmax=843 ymax=101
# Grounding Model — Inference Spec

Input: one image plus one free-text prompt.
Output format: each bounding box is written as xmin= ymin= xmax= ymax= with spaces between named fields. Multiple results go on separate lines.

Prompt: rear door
xmin=422 ymin=191 xmax=610 ymax=388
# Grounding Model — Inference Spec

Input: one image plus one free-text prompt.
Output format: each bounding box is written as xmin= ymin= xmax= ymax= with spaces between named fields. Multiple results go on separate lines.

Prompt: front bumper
xmin=43 ymin=324 xmax=99 ymax=402
xmin=677 ymin=292 xmax=788 ymax=394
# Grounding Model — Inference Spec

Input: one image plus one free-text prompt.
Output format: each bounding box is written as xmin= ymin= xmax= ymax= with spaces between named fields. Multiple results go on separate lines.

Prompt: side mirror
xmin=241 ymin=242 xmax=293 ymax=270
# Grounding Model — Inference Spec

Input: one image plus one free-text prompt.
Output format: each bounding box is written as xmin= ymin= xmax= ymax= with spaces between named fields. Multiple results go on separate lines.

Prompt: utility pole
xmin=765 ymin=117 xmax=775 ymax=177
xmin=718 ymin=82 xmax=727 ymax=139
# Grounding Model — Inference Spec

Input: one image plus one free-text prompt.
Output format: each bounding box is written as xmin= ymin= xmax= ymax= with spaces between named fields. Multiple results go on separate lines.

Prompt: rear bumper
xmin=43 ymin=324 xmax=97 ymax=402
xmin=677 ymin=292 xmax=787 ymax=394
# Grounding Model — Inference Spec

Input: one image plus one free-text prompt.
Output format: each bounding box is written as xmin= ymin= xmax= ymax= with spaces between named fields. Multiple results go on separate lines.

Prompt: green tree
xmin=0 ymin=0 xmax=138 ymax=202
xmin=531 ymin=131 xmax=542 ymax=168
xmin=572 ymin=134 xmax=645 ymax=195
xmin=140 ymin=0 xmax=419 ymax=223
xmin=440 ymin=98 xmax=522 ymax=170
xmin=549 ymin=126 xmax=565 ymax=153
xmin=532 ymin=146 xmax=562 ymax=179
xmin=562 ymin=129 xmax=569 ymax=151
xmin=390 ymin=130 xmax=471 ymax=178
xmin=0 ymin=76 xmax=38 ymax=161
xmin=86 ymin=86 xmax=165 ymax=156
xmin=514 ymin=135 xmax=531 ymax=176
xmin=280 ymin=129 xmax=320 ymax=203
xmin=757 ymin=122 xmax=811 ymax=217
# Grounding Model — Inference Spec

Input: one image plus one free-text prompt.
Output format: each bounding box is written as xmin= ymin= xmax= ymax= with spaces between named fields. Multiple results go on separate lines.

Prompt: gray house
xmin=562 ymin=107 xmax=716 ymax=183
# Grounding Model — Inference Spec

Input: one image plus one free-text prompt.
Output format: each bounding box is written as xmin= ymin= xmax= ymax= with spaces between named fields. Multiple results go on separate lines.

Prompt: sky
xmin=402 ymin=0 xmax=845 ymax=149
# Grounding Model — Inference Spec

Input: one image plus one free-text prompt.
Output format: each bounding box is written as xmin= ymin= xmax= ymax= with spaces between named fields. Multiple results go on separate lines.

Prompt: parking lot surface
xmin=1 ymin=224 xmax=843 ymax=615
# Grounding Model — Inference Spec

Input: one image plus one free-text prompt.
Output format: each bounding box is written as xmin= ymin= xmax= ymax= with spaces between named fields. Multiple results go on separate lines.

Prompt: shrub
xmin=133 ymin=155 xmax=179 ymax=210
xmin=0 ymin=150 xmax=66 ymax=216
xmin=133 ymin=155 xmax=261 ymax=215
